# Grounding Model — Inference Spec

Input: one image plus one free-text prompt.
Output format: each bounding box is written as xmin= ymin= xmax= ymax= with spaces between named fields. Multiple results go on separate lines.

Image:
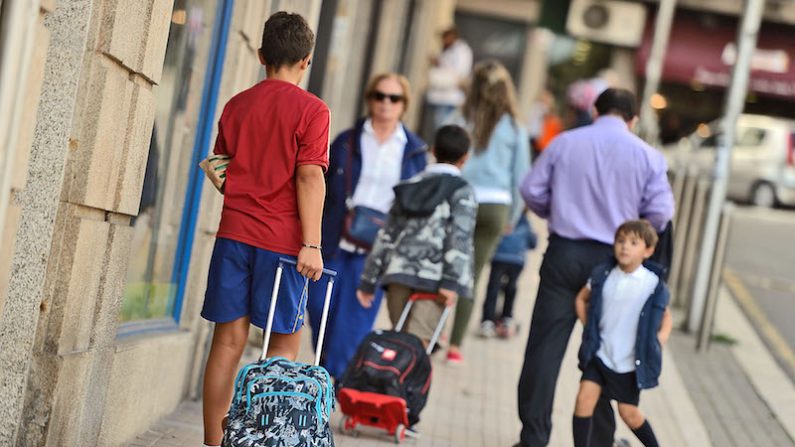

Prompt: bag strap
xmin=344 ymin=131 xmax=356 ymax=207
xmin=261 ymin=258 xmax=337 ymax=365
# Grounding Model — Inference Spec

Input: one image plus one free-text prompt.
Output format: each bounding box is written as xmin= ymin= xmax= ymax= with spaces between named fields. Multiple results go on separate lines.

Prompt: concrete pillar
xmin=518 ymin=27 xmax=554 ymax=121
xmin=0 ymin=0 xmax=95 ymax=443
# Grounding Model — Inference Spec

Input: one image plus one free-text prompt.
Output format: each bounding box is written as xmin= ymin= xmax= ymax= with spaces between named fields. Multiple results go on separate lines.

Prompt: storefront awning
xmin=636 ymin=12 xmax=795 ymax=100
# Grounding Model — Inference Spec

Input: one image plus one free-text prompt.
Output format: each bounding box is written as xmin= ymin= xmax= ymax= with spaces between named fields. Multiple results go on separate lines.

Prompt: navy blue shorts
xmin=201 ymin=238 xmax=307 ymax=333
xmin=581 ymin=357 xmax=640 ymax=406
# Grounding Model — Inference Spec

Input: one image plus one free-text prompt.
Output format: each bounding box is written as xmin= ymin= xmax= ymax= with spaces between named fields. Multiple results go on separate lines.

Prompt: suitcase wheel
xmin=339 ymin=415 xmax=357 ymax=437
xmin=394 ymin=423 xmax=406 ymax=444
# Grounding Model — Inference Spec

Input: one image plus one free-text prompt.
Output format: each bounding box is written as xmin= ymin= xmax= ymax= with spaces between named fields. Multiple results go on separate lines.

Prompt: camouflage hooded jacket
xmin=358 ymin=168 xmax=477 ymax=299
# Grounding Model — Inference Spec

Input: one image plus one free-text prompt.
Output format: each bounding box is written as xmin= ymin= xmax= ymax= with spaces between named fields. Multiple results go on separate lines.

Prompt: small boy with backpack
xmin=356 ymin=125 xmax=477 ymax=346
xmin=573 ymin=220 xmax=673 ymax=447
xmin=199 ymin=12 xmax=330 ymax=447
xmin=479 ymin=212 xmax=536 ymax=338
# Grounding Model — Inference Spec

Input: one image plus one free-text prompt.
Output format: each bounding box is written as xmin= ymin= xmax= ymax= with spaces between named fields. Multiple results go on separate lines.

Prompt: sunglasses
xmin=370 ymin=91 xmax=405 ymax=103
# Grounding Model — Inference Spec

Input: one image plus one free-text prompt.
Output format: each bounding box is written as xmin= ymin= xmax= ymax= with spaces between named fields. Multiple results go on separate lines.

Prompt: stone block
xmin=0 ymin=201 xmax=22 ymax=317
xmin=38 ymin=203 xmax=108 ymax=353
xmin=237 ymin=0 xmax=268 ymax=50
xmin=51 ymin=208 xmax=110 ymax=354
xmin=98 ymin=332 xmax=193 ymax=446
xmin=115 ymin=80 xmax=155 ymax=215
xmin=98 ymin=0 xmax=149 ymax=72
xmin=41 ymin=352 xmax=92 ymax=447
xmin=12 ymin=17 xmax=50 ymax=191
xmin=99 ymin=0 xmax=174 ymax=83
xmin=91 ymin=222 xmax=134 ymax=349
xmin=67 ymin=54 xmax=134 ymax=211
xmin=141 ymin=0 xmax=174 ymax=83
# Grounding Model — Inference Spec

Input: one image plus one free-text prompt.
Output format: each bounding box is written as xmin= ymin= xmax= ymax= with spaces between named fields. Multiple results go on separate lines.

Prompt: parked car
xmin=662 ymin=114 xmax=795 ymax=207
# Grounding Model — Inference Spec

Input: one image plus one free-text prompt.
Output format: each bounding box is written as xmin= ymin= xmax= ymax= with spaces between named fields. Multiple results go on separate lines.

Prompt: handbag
xmin=341 ymin=131 xmax=388 ymax=250
xmin=344 ymin=206 xmax=387 ymax=249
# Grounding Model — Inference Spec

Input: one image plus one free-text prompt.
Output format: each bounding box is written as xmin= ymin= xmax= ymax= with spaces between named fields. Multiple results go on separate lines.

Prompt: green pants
xmin=450 ymin=203 xmax=510 ymax=347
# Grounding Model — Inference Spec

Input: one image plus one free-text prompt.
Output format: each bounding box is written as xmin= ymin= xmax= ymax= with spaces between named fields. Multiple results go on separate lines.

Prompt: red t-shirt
xmin=214 ymin=79 xmax=330 ymax=256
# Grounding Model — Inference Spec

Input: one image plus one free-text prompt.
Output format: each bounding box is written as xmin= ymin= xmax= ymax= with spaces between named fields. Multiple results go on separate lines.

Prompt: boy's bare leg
xmin=618 ymin=403 xmax=659 ymax=447
xmin=617 ymin=403 xmax=644 ymax=429
xmin=267 ymin=329 xmax=303 ymax=360
xmin=573 ymin=380 xmax=602 ymax=447
xmin=574 ymin=380 xmax=601 ymax=416
xmin=203 ymin=317 xmax=250 ymax=445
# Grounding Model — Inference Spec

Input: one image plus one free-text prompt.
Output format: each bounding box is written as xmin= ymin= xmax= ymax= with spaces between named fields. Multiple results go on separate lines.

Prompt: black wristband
xmin=302 ymin=243 xmax=322 ymax=250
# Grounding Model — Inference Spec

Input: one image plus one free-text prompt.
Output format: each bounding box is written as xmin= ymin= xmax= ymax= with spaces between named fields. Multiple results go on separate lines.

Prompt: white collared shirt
xmin=596 ymin=265 xmax=659 ymax=373
xmin=426 ymin=39 xmax=473 ymax=106
xmin=350 ymin=119 xmax=407 ymax=214
xmin=424 ymin=163 xmax=462 ymax=176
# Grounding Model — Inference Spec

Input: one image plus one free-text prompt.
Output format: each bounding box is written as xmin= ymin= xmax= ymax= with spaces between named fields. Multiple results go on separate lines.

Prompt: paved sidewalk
xmin=132 ymin=216 xmax=791 ymax=447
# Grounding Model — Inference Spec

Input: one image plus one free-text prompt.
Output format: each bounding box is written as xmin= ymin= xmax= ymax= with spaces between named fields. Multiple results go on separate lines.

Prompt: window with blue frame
xmin=121 ymin=0 xmax=228 ymax=323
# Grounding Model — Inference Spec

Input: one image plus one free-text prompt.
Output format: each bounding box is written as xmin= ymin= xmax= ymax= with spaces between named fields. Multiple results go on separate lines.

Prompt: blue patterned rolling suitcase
xmin=222 ymin=258 xmax=337 ymax=447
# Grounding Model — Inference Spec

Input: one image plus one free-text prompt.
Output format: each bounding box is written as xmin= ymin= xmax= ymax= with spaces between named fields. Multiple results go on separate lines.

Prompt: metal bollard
xmin=696 ymin=202 xmax=735 ymax=351
xmin=678 ymin=178 xmax=710 ymax=314
xmin=668 ymin=167 xmax=698 ymax=308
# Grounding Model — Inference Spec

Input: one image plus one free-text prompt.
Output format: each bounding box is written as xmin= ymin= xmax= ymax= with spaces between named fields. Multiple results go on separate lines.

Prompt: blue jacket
xmin=578 ymin=260 xmax=670 ymax=390
xmin=492 ymin=214 xmax=537 ymax=266
xmin=321 ymin=119 xmax=428 ymax=258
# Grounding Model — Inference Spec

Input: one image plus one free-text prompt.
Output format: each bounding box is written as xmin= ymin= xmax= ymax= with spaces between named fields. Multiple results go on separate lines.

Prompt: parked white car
xmin=663 ymin=114 xmax=795 ymax=207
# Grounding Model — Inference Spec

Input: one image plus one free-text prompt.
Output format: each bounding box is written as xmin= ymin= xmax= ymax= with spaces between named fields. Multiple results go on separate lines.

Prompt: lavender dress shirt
xmin=520 ymin=115 xmax=674 ymax=245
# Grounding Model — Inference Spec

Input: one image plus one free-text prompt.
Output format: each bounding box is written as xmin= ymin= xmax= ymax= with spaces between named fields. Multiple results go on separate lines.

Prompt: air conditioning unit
xmin=566 ymin=0 xmax=648 ymax=47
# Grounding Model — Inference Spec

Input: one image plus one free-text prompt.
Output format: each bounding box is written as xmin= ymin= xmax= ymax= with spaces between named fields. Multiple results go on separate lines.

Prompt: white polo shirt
xmin=595 ymin=265 xmax=659 ymax=373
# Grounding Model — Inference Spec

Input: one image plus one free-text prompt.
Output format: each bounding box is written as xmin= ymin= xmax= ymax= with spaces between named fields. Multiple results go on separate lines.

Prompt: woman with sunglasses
xmin=446 ymin=60 xmax=531 ymax=364
xmin=307 ymin=73 xmax=428 ymax=380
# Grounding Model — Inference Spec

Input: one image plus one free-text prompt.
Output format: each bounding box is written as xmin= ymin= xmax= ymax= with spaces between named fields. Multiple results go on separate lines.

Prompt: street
xmin=723 ymin=205 xmax=795 ymax=382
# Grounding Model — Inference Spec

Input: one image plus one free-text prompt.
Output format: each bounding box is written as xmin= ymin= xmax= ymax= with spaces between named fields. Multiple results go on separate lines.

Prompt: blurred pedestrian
xmin=479 ymin=212 xmax=537 ymax=339
xmin=446 ymin=60 xmax=531 ymax=364
xmin=307 ymin=73 xmax=427 ymax=380
xmin=514 ymin=88 xmax=674 ymax=447
xmin=565 ymin=78 xmax=607 ymax=129
xmin=527 ymin=89 xmax=563 ymax=160
xmin=424 ymin=25 xmax=473 ymax=138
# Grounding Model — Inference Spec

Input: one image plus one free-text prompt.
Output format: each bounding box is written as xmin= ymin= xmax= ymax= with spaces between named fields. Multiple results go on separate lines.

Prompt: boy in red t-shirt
xmin=200 ymin=12 xmax=330 ymax=446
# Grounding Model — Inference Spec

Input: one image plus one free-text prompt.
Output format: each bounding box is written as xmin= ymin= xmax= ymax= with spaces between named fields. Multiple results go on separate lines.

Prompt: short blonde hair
xmin=364 ymin=72 xmax=411 ymax=116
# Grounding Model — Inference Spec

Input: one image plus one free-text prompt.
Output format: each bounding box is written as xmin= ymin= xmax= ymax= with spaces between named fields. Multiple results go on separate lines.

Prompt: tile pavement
xmin=132 ymin=216 xmax=791 ymax=447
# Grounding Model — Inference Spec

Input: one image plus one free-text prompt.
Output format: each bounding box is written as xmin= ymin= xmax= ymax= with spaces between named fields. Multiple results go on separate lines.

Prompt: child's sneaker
xmin=497 ymin=317 xmax=520 ymax=338
xmin=478 ymin=320 xmax=497 ymax=338
xmin=446 ymin=350 xmax=463 ymax=365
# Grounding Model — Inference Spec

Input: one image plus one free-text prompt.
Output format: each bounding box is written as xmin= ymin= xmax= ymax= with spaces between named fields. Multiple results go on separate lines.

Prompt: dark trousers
xmin=482 ymin=261 xmax=523 ymax=322
xmin=518 ymin=235 xmax=615 ymax=447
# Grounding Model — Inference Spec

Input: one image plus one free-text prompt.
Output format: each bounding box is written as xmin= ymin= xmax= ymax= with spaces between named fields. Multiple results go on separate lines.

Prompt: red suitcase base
xmin=337 ymin=388 xmax=409 ymax=443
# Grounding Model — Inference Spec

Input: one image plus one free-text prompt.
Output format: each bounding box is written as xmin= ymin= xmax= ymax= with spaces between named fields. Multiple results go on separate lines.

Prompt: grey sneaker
xmin=478 ymin=320 xmax=497 ymax=338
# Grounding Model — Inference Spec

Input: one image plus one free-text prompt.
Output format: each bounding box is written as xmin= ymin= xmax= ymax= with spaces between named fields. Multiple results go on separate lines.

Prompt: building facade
xmin=0 ymin=0 xmax=537 ymax=444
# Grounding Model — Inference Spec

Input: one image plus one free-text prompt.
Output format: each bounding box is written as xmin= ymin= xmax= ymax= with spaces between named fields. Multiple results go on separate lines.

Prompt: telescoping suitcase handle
xmin=395 ymin=292 xmax=453 ymax=356
xmin=260 ymin=258 xmax=337 ymax=366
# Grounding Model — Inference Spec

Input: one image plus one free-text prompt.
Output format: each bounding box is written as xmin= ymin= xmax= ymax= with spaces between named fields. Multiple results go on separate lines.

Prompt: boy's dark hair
xmin=594 ymin=88 xmax=637 ymax=122
xmin=433 ymin=125 xmax=470 ymax=164
xmin=615 ymin=220 xmax=658 ymax=249
xmin=260 ymin=12 xmax=315 ymax=69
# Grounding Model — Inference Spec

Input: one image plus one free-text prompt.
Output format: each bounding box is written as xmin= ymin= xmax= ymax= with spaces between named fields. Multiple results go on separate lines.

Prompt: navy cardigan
xmin=320 ymin=119 xmax=427 ymax=258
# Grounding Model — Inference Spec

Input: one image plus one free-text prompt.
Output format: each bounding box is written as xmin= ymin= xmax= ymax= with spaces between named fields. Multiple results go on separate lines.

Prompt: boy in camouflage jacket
xmin=356 ymin=125 xmax=477 ymax=345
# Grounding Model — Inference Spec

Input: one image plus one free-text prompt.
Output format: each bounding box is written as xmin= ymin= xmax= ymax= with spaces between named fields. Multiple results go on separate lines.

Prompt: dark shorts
xmin=581 ymin=357 xmax=640 ymax=406
xmin=201 ymin=238 xmax=307 ymax=333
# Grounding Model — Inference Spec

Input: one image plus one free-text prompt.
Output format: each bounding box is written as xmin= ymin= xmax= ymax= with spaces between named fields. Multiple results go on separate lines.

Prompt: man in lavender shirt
xmin=514 ymin=88 xmax=674 ymax=447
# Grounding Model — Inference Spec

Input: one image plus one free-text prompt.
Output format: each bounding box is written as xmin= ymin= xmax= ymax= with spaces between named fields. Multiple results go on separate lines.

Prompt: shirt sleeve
xmin=640 ymin=152 xmax=675 ymax=231
xmin=213 ymin=115 xmax=231 ymax=157
xmin=297 ymin=104 xmax=331 ymax=172
xmin=520 ymin=138 xmax=559 ymax=218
